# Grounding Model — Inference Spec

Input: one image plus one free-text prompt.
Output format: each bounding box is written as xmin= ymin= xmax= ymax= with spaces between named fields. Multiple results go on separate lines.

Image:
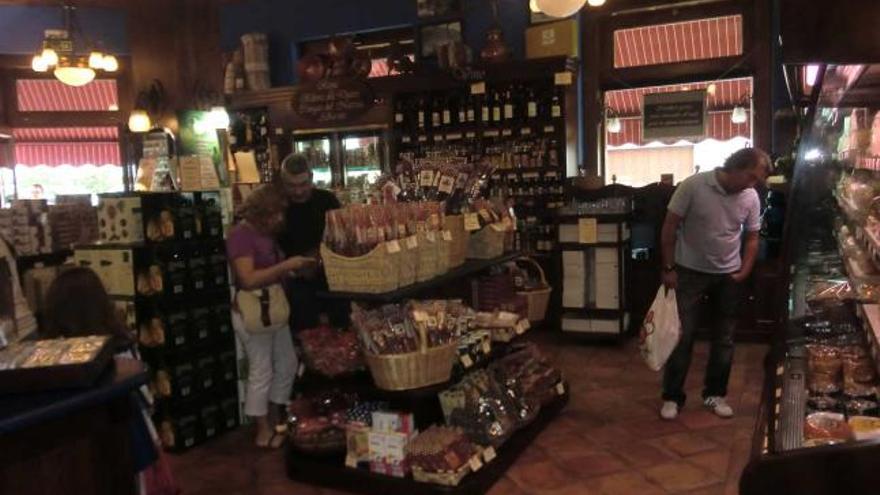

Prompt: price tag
xmin=470 ymin=82 xmax=486 ymax=95
xmin=527 ymin=102 xmax=538 ymax=118
xmin=468 ymin=456 xmax=484 ymax=472
xmin=466 ymin=131 xmax=477 ymax=139
xmin=418 ymin=135 xmax=428 ymax=142
xmin=402 ymin=136 xmax=412 ymax=143
xmin=552 ymin=105 xmax=562 ymax=118
xmin=274 ymin=127 xmax=284 ymax=136
xmin=442 ymin=110 xmax=451 ymax=124
xmin=554 ymin=71 xmax=573 ymax=85
xmin=438 ymin=175 xmax=455 ymax=193
xmin=464 ymin=213 xmax=481 ymax=231
xmin=556 ymin=382 xmax=566 ymax=396
xmin=578 ymin=218 xmax=598 ymax=244
xmin=420 ymin=170 xmax=435 ymax=186
xmin=481 ymin=107 xmax=490 ymax=122
xmin=483 ymin=447 xmax=497 ymax=463
xmin=502 ymin=129 xmax=513 ymax=137
xmin=460 ymin=354 xmax=474 ymax=368
xmin=481 ymin=340 xmax=491 ymax=354
xmin=406 ymin=236 xmax=419 ymax=249
xmin=521 ymin=127 xmax=532 ymax=136
xmin=395 ymin=113 xmax=404 ymax=123
xmin=345 ymin=455 xmax=358 ymax=468
xmin=515 ymin=319 xmax=530 ymax=335
xmin=479 ymin=209 xmax=492 ymax=221
xmin=442 ymin=230 xmax=453 ymax=241
xmin=504 ymin=104 xmax=514 ymax=119
xmin=447 ymin=133 xmax=462 ymax=141
xmin=386 ymin=240 xmax=401 ymax=253
xmin=544 ymin=125 xmax=556 ymax=133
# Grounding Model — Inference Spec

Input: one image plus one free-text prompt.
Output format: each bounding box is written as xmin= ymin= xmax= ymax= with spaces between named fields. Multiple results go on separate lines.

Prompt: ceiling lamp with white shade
xmin=30 ymin=4 xmax=118 ymax=87
xmin=587 ymin=0 xmax=606 ymax=5
xmin=530 ymin=0 xmax=542 ymax=13
xmin=535 ymin=0 xmax=587 ymax=17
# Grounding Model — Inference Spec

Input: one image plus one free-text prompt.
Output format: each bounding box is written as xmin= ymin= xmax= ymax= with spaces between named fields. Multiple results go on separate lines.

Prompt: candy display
xmin=351 ymin=300 xmax=474 ymax=356
xmin=406 ymin=425 xmax=479 ymax=481
xmin=848 ymin=416 xmax=880 ymax=440
xmin=324 ymin=202 xmax=444 ymax=258
xmin=0 ymin=335 xmax=109 ymax=369
xmin=298 ymin=325 xmax=364 ymax=378
xmin=442 ymin=369 xmax=522 ymax=447
xmin=472 ymin=310 xmax=530 ymax=343
xmin=0 ymin=200 xmax=52 ymax=256
xmin=287 ymin=392 xmax=358 ymax=454
xmin=804 ymin=412 xmax=851 ymax=442
xmin=489 ymin=343 xmax=564 ymax=407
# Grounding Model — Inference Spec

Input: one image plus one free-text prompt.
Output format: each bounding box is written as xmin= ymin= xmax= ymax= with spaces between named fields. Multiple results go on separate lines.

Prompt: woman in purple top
xmin=227 ymin=185 xmax=315 ymax=448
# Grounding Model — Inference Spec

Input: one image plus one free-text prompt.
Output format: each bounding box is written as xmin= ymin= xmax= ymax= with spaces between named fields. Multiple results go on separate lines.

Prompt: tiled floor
xmin=167 ymin=336 xmax=766 ymax=495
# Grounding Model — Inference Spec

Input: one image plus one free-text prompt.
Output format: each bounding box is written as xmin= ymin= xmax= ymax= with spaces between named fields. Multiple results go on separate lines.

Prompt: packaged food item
xmin=845 ymin=398 xmax=879 ymax=417
xmin=298 ymin=325 xmax=364 ymax=378
xmin=351 ymin=300 xmax=475 ymax=355
xmin=807 ymin=394 xmax=842 ymax=413
xmin=804 ymin=412 xmax=851 ymax=442
xmin=848 ymin=416 xmax=880 ymax=440
xmin=406 ymin=425 xmax=479 ymax=476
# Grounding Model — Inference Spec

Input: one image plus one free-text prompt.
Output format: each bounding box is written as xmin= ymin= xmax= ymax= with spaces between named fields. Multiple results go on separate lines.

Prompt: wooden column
xmin=750 ymin=0 xmax=773 ymax=152
xmin=581 ymin=12 xmax=602 ymax=178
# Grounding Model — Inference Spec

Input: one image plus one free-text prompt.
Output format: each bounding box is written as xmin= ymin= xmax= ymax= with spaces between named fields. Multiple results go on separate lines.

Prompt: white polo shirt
xmin=667 ymin=171 xmax=761 ymax=274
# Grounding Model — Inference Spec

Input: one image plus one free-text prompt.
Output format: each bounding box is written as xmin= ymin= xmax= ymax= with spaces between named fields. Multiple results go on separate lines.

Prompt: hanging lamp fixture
xmin=30 ymin=4 xmax=118 ymax=87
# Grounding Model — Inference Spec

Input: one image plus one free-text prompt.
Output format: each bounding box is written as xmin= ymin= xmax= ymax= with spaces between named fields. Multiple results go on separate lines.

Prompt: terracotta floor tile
xmin=687 ymin=450 xmax=731 ymax=478
xmin=582 ymin=423 xmax=637 ymax=447
xmin=507 ymin=460 xmax=572 ymax=492
xmin=619 ymin=416 xmax=688 ymax=439
xmin=536 ymin=429 xmax=601 ymax=457
xmin=642 ymin=460 xmax=723 ymax=492
xmin=682 ymin=483 xmax=726 ymax=495
xmin=612 ymin=441 xmax=677 ymax=468
xmin=650 ymin=431 xmax=719 ymax=457
xmin=590 ymin=471 xmax=667 ymax=495
xmin=678 ymin=409 xmax=736 ymax=430
xmin=551 ymin=451 xmax=628 ymax=479
xmin=487 ymin=476 xmax=530 ymax=495
xmin=538 ymin=479 xmax=602 ymax=495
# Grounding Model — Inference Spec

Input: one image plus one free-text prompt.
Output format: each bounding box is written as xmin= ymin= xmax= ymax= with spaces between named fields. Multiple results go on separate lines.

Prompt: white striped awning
xmin=606 ymin=78 xmax=752 ymax=117
xmin=14 ymin=142 xmax=121 ymax=167
xmin=614 ymin=15 xmax=743 ymax=69
xmin=13 ymin=127 xmax=119 ymax=142
xmin=16 ymin=79 xmax=119 ymax=112
xmin=607 ymin=110 xmax=751 ymax=147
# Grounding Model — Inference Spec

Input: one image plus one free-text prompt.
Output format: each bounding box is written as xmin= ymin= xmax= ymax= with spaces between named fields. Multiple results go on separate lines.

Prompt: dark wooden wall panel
xmin=781 ymin=0 xmax=880 ymax=64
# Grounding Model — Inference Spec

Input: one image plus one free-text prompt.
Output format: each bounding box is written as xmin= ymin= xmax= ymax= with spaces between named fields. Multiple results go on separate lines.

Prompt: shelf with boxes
xmin=72 ymin=191 xmax=238 ymax=453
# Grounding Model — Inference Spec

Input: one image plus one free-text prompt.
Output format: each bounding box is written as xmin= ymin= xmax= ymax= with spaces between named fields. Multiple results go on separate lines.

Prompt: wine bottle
xmin=503 ymin=89 xmax=514 ymax=121
xmin=492 ymin=90 xmax=502 ymax=124
xmin=431 ymin=95 xmax=442 ymax=128
xmin=466 ymin=93 xmax=476 ymax=123
xmin=417 ymin=96 xmax=426 ymax=129
xmin=551 ymin=89 xmax=562 ymax=119
xmin=527 ymin=87 xmax=538 ymax=120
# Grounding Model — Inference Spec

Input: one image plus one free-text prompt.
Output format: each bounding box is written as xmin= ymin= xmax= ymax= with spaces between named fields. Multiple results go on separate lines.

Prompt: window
xmin=613 ymin=15 xmax=743 ymax=69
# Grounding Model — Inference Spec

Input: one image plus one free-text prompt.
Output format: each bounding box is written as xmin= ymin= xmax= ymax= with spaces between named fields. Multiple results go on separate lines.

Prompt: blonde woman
xmin=227 ymin=186 xmax=316 ymax=448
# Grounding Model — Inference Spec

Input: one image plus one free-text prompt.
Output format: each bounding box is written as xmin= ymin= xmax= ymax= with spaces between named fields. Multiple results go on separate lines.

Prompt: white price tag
xmin=460 ymin=354 xmax=474 ymax=368
xmin=447 ymin=133 xmax=462 ymax=141
xmin=471 ymin=82 xmax=486 ymax=95
xmin=556 ymin=382 xmax=566 ymax=396
xmin=481 ymin=340 xmax=491 ymax=354
xmin=345 ymin=455 xmax=358 ymax=468
xmin=395 ymin=113 xmax=404 ymax=123
xmin=275 ymin=127 xmax=284 ymax=136
xmin=554 ymin=71 xmax=573 ymax=85
xmin=443 ymin=110 xmax=451 ymax=124
xmin=386 ymin=240 xmax=401 ymax=254
xmin=406 ymin=236 xmax=419 ymax=249
xmin=521 ymin=127 xmax=532 ymax=136
xmin=442 ymin=230 xmax=453 ymax=241
xmin=464 ymin=213 xmax=481 ymax=231
xmin=466 ymin=131 xmax=476 ymax=139
xmin=504 ymin=104 xmax=514 ymax=119
xmin=502 ymin=129 xmax=512 ymax=137
xmin=468 ymin=456 xmax=483 ymax=472
xmin=483 ymin=447 xmax=497 ymax=463
xmin=544 ymin=125 xmax=556 ymax=133
xmin=527 ymin=102 xmax=538 ymax=118
xmin=418 ymin=135 xmax=428 ymax=142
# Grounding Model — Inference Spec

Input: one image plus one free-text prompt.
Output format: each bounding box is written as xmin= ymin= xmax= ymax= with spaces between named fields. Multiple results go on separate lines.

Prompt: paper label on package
xmin=460 ymin=354 xmax=474 ymax=368
xmin=556 ymin=382 xmax=566 ymax=396
xmin=442 ymin=230 xmax=453 ymax=241
xmin=447 ymin=133 xmax=462 ymax=141
xmin=578 ymin=218 xmax=598 ymax=244
xmin=483 ymin=447 xmax=497 ymax=463
xmin=521 ymin=127 xmax=532 ymax=136
xmin=386 ymin=240 xmax=401 ymax=254
xmin=515 ymin=319 xmax=529 ymax=335
xmin=402 ymin=136 xmax=412 ymax=143
xmin=544 ymin=125 xmax=556 ymax=133
xmin=555 ymin=71 xmax=573 ymax=86
xmin=345 ymin=455 xmax=358 ymax=468
xmin=406 ymin=236 xmax=418 ymax=249
xmin=426 ymin=231 xmax=436 ymax=242
xmin=275 ymin=127 xmax=284 ymax=135
xmin=420 ymin=170 xmax=434 ymax=187
xmin=438 ymin=175 xmax=455 ymax=194
xmin=418 ymin=135 xmax=428 ymax=142
xmin=466 ymin=131 xmax=477 ymax=139
xmin=468 ymin=455 xmax=483 ymax=472
xmin=484 ymin=129 xmax=499 ymax=137
xmin=464 ymin=213 xmax=481 ymax=231
xmin=528 ymin=102 xmax=538 ymax=118
xmin=482 ymin=340 xmax=491 ymax=354
xmin=443 ymin=110 xmax=452 ymax=124
xmin=478 ymin=209 xmax=491 ymax=221
xmin=471 ymin=82 xmax=486 ymax=95
xmin=502 ymin=129 xmax=512 ymax=137
xmin=395 ymin=113 xmax=404 ymax=123
xmin=504 ymin=104 xmax=514 ymax=119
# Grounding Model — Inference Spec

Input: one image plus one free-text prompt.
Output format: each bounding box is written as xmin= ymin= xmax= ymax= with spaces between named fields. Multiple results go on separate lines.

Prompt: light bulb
xmin=208 ymin=106 xmax=230 ymax=129
xmin=535 ymin=0 xmax=587 ymax=17
xmin=53 ymin=66 xmax=96 ymax=87
xmin=128 ymin=110 xmax=151 ymax=133
xmin=707 ymin=83 xmax=717 ymax=95
xmin=88 ymin=51 xmax=104 ymax=69
xmin=606 ymin=116 xmax=622 ymax=134
xmin=41 ymin=48 xmax=58 ymax=66
xmin=102 ymin=55 xmax=118 ymax=72
xmin=31 ymin=55 xmax=48 ymax=72
xmin=530 ymin=0 xmax=542 ymax=13
xmin=731 ymin=106 xmax=748 ymax=124
xmin=805 ymin=64 xmax=819 ymax=87
xmin=587 ymin=0 xmax=606 ymax=5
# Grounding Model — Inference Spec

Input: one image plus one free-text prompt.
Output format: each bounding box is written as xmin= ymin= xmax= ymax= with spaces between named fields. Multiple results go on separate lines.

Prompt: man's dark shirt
xmin=278 ymin=188 xmax=340 ymax=257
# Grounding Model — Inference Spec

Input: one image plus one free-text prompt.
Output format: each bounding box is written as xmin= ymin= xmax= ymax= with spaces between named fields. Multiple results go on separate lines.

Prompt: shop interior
xmin=1 ymin=0 xmax=879 ymax=494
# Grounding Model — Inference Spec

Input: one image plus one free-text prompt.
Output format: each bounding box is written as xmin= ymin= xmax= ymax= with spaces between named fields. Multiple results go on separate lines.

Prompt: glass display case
xmin=292 ymin=128 xmax=387 ymax=199
xmin=294 ymin=134 xmax=333 ymax=189
xmin=340 ymin=132 xmax=383 ymax=187
xmin=742 ymin=64 xmax=880 ymax=494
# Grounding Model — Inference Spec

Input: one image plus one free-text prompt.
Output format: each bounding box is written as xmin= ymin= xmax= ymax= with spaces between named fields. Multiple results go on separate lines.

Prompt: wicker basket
xmin=398 ymin=236 xmax=418 ymax=287
xmin=444 ymin=215 xmax=467 ymax=267
xmin=416 ymin=231 xmax=439 ymax=282
xmin=436 ymin=231 xmax=452 ymax=275
xmin=516 ymin=258 xmax=552 ymax=323
xmin=467 ymin=225 xmax=506 ymax=260
xmin=290 ymin=427 xmax=347 ymax=454
xmin=412 ymin=461 xmax=472 ymax=486
xmin=321 ymin=243 xmax=399 ymax=294
xmin=364 ymin=343 xmax=457 ymax=391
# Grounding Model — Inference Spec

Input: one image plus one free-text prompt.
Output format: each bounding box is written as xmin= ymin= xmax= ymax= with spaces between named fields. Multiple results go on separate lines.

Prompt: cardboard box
xmin=526 ymin=19 xmax=579 ymax=60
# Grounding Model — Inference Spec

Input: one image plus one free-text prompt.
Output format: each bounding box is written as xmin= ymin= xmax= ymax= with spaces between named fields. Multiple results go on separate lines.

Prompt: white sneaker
xmin=704 ymin=396 xmax=734 ymax=418
xmin=660 ymin=401 xmax=679 ymax=420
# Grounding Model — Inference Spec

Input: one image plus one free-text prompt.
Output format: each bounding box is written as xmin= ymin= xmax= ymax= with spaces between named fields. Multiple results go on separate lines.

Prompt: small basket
xmin=364 ymin=343 xmax=458 ymax=391
xmin=290 ymin=427 xmax=347 ymax=455
xmin=436 ymin=231 xmax=452 ymax=275
xmin=516 ymin=257 xmax=552 ymax=323
xmin=416 ymin=232 xmax=439 ymax=282
xmin=444 ymin=215 xmax=467 ymax=267
xmin=412 ymin=461 xmax=471 ymax=486
xmin=467 ymin=225 xmax=506 ymax=260
xmin=398 ymin=236 xmax=418 ymax=287
xmin=321 ymin=242 xmax=399 ymax=294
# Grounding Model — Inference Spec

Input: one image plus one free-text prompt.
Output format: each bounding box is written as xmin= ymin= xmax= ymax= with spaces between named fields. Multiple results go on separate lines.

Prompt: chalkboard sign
xmin=642 ymin=90 xmax=706 ymax=141
xmin=292 ymin=79 xmax=375 ymax=126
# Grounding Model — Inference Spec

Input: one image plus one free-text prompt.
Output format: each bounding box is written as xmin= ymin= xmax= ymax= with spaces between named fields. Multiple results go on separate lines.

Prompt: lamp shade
xmin=208 ymin=106 xmax=230 ymax=129
xmin=535 ymin=0 xmax=587 ymax=17
xmin=103 ymin=55 xmax=119 ymax=72
xmin=128 ymin=110 xmax=152 ymax=133
xmin=53 ymin=66 xmax=96 ymax=87
xmin=606 ymin=116 xmax=622 ymax=134
xmin=41 ymin=48 xmax=58 ymax=67
xmin=731 ymin=106 xmax=748 ymax=124
xmin=530 ymin=0 xmax=542 ymax=13
xmin=587 ymin=0 xmax=606 ymax=5
xmin=88 ymin=51 xmax=104 ymax=69
xmin=31 ymin=55 xmax=48 ymax=72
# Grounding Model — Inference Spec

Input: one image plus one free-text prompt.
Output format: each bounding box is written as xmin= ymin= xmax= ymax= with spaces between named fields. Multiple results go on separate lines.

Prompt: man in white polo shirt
xmin=659 ymin=148 xmax=770 ymax=420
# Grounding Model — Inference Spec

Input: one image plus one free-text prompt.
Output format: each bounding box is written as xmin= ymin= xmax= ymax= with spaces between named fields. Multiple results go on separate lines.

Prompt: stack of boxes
xmin=346 ymin=411 xmax=417 ymax=478
xmin=0 ymin=200 xmax=52 ymax=256
xmin=48 ymin=196 xmax=99 ymax=251
xmin=74 ymin=191 xmax=237 ymax=452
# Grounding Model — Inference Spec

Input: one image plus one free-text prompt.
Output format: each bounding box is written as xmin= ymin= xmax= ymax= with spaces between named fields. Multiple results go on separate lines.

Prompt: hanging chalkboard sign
xmin=292 ymin=79 xmax=375 ymax=126
xmin=642 ymin=90 xmax=707 ymax=141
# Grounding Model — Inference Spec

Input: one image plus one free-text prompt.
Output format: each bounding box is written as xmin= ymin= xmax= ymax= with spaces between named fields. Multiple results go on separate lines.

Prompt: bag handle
xmin=516 ymin=256 xmax=547 ymax=286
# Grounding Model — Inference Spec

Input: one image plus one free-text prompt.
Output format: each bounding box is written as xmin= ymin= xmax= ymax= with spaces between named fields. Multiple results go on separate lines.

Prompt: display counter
xmin=0 ymin=358 xmax=148 ymax=495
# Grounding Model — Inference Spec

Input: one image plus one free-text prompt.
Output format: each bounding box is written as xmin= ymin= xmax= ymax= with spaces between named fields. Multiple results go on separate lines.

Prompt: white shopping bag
xmin=639 ymin=287 xmax=682 ymax=371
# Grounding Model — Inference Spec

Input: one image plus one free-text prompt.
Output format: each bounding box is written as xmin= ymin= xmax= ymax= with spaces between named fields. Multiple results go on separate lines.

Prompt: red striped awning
xmin=16 ymin=79 xmax=119 ymax=112
xmin=13 ymin=127 xmax=119 ymax=142
xmin=614 ymin=15 xmax=743 ymax=69
xmin=606 ymin=110 xmax=751 ymax=146
xmin=14 ymin=142 xmax=121 ymax=167
xmin=606 ymin=78 xmax=751 ymax=117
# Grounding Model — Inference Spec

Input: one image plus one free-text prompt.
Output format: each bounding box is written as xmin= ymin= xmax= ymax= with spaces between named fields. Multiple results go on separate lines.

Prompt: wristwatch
xmin=663 ymin=264 xmax=676 ymax=272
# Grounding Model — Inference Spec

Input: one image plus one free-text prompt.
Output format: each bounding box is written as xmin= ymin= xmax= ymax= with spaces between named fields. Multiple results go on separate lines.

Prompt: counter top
xmin=0 ymin=358 xmax=148 ymax=435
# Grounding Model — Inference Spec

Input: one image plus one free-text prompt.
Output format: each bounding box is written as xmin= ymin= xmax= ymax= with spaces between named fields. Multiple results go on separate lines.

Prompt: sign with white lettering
xmin=292 ymin=79 xmax=374 ymax=126
xmin=642 ymin=90 xmax=706 ymax=141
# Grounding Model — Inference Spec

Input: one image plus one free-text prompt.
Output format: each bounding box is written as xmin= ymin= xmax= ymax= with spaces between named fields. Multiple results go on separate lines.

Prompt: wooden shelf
xmin=316 ymin=252 xmax=522 ymax=302
xmin=285 ymin=391 xmax=568 ymax=495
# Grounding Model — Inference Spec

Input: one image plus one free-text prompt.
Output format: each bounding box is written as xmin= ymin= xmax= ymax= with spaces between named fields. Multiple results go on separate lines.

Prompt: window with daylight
xmin=613 ymin=15 xmax=743 ymax=69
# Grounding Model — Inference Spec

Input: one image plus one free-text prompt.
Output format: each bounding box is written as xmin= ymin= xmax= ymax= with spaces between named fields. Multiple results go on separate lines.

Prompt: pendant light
xmin=208 ymin=106 xmax=230 ymax=130
xmin=128 ymin=110 xmax=152 ymax=133
xmin=587 ymin=0 xmax=606 ymax=5
xmin=607 ymin=116 xmax=622 ymax=134
xmin=530 ymin=0 xmax=542 ymax=13
xmin=54 ymin=63 xmax=96 ymax=87
xmin=535 ymin=0 xmax=587 ymax=17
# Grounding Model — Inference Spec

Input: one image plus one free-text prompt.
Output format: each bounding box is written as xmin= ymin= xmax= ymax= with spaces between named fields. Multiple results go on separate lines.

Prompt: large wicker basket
xmin=436 ymin=231 xmax=452 ymax=275
xmin=515 ymin=257 xmax=552 ymax=323
xmin=444 ymin=215 xmax=467 ymax=267
xmin=321 ymin=243 xmax=399 ymax=294
xmin=364 ymin=343 xmax=458 ymax=391
xmin=416 ymin=231 xmax=439 ymax=282
xmin=398 ymin=236 xmax=418 ymax=287
xmin=467 ymin=225 xmax=506 ymax=260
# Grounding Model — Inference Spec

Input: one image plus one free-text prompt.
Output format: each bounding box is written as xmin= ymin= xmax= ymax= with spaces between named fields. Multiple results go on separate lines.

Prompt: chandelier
xmin=30 ymin=4 xmax=118 ymax=87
